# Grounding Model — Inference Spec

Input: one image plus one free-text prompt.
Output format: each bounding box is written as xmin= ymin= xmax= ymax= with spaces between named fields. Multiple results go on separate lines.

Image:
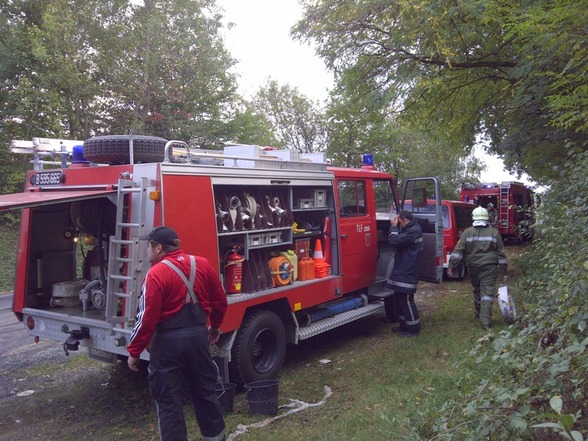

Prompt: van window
xmin=402 ymin=202 xmax=450 ymax=229
xmin=454 ymin=206 xmax=474 ymax=229
xmin=338 ymin=180 xmax=366 ymax=216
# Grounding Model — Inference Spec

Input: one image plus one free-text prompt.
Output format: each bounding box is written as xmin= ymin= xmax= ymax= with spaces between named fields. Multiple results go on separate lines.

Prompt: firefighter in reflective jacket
xmin=448 ymin=206 xmax=508 ymax=329
xmin=385 ymin=210 xmax=423 ymax=337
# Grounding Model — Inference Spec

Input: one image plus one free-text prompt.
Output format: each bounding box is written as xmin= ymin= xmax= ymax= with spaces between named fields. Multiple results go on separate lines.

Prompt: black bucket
xmin=215 ymin=382 xmax=236 ymax=415
xmin=244 ymin=379 xmax=279 ymax=415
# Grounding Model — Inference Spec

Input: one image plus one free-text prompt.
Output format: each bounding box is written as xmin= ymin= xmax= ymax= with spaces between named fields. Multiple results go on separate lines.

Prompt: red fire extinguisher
xmin=224 ymin=247 xmax=244 ymax=294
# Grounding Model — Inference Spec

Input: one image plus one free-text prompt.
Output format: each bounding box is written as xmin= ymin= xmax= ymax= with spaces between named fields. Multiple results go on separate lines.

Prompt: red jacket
xmin=127 ymin=249 xmax=228 ymax=358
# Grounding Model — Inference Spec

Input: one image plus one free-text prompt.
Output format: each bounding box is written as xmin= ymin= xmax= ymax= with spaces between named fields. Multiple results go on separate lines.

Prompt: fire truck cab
xmin=460 ymin=181 xmax=534 ymax=242
xmin=2 ymin=135 xmax=444 ymax=386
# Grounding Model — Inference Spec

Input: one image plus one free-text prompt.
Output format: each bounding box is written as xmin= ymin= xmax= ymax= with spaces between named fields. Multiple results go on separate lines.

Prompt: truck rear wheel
xmin=230 ymin=310 xmax=286 ymax=388
xmin=83 ymin=135 xmax=167 ymax=164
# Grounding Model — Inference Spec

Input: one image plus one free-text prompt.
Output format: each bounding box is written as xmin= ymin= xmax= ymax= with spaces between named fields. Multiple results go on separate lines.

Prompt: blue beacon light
xmin=361 ymin=153 xmax=376 ymax=169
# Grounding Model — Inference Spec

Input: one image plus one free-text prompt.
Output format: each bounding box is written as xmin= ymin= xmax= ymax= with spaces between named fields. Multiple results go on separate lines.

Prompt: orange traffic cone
xmin=313 ymin=239 xmax=324 ymax=261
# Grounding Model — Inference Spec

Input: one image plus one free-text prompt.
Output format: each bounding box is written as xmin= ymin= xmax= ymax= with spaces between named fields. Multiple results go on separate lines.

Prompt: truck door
xmin=401 ymin=177 xmax=444 ymax=283
xmin=336 ymin=178 xmax=377 ymax=293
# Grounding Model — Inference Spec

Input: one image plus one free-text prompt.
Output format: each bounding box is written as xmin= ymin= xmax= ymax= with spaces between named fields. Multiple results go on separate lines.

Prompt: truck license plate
xmin=32 ymin=170 xmax=64 ymax=186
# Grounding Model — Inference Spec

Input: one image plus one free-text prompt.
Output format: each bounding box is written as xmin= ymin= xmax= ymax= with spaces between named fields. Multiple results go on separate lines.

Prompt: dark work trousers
xmin=396 ymin=290 xmax=421 ymax=334
xmin=468 ymin=264 xmax=498 ymax=328
xmin=148 ymin=304 xmax=225 ymax=441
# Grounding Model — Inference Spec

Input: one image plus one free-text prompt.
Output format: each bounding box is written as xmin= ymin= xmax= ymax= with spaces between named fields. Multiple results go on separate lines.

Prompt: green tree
xmin=223 ymin=99 xmax=280 ymax=147
xmin=325 ymin=74 xmax=482 ymax=197
xmin=99 ymin=0 xmax=239 ymax=147
xmin=293 ymin=0 xmax=587 ymax=183
xmin=252 ymin=80 xmax=328 ymax=152
xmin=0 ymin=0 xmax=242 ymax=149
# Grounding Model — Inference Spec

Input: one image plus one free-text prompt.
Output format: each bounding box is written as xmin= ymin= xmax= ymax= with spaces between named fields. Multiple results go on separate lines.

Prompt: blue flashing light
xmin=71 ymin=145 xmax=88 ymax=162
xmin=361 ymin=153 xmax=376 ymax=169
xmin=72 ymin=145 xmax=89 ymax=164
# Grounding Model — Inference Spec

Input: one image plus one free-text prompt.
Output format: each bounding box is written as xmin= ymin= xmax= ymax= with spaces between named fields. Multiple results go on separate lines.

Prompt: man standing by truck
xmin=127 ymin=226 xmax=228 ymax=441
xmin=487 ymin=203 xmax=497 ymax=227
xmin=386 ymin=211 xmax=424 ymax=337
xmin=447 ymin=207 xmax=508 ymax=329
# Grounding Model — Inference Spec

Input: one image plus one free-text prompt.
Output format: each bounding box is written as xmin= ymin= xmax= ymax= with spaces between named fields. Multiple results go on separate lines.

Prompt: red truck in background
xmin=2 ymin=135 xmax=445 ymax=387
xmin=460 ymin=181 xmax=534 ymax=242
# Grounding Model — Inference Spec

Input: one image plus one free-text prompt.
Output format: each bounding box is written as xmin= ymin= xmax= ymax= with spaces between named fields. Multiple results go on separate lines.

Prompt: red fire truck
xmin=2 ymin=135 xmax=443 ymax=386
xmin=460 ymin=181 xmax=534 ymax=242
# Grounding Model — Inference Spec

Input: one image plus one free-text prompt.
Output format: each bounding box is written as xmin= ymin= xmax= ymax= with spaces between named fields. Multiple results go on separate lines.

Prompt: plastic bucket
xmin=215 ymin=382 xmax=236 ymax=415
xmin=244 ymin=379 xmax=279 ymax=415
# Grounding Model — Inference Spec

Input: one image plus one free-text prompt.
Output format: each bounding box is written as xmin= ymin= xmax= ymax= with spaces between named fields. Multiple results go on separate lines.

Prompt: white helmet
xmin=472 ymin=206 xmax=489 ymax=220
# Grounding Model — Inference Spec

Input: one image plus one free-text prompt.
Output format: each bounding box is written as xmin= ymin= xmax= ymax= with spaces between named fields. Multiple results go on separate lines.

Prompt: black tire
xmin=229 ymin=310 xmax=286 ymax=388
xmin=83 ymin=135 xmax=167 ymax=164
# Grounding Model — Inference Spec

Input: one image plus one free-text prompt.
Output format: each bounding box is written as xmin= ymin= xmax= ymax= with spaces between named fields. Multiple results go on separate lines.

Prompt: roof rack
xmin=11 ymin=138 xmax=84 ymax=170
xmin=164 ymin=140 xmax=328 ymax=172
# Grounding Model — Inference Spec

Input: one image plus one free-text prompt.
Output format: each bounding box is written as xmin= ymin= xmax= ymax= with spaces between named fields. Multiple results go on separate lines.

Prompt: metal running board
xmin=297 ymin=303 xmax=384 ymax=340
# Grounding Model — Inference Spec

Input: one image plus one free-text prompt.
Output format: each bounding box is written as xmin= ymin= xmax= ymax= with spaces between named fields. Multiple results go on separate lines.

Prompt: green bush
xmin=431 ymin=149 xmax=588 ymax=440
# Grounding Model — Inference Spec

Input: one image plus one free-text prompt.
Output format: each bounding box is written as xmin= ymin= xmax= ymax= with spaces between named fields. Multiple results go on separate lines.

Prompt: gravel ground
xmin=0 ymin=310 xmax=154 ymax=441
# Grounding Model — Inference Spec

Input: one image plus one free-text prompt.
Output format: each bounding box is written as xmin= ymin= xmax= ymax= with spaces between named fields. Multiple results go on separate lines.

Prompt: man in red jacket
xmin=127 ymin=226 xmax=228 ymax=441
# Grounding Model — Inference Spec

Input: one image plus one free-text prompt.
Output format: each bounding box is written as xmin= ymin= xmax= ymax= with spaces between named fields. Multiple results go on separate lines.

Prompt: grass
xmin=217 ymin=276 xmax=516 ymax=441
xmin=0 ymin=223 xmax=19 ymax=293
xmin=0 ymin=222 xmax=523 ymax=440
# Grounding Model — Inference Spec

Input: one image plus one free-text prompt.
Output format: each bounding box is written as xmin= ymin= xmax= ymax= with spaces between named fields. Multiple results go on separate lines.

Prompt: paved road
xmin=0 ymin=293 xmax=60 ymax=361
xmin=0 ymin=294 xmax=29 ymax=356
xmin=0 ymin=294 xmax=12 ymax=312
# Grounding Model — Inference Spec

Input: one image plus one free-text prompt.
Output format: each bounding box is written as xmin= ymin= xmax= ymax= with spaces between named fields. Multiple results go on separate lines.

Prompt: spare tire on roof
xmin=83 ymin=135 xmax=167 ymax=164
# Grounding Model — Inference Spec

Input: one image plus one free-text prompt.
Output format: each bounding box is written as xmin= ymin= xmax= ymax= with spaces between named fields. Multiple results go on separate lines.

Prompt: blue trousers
xmin=386 ymin=290 xmax=421 ymax=334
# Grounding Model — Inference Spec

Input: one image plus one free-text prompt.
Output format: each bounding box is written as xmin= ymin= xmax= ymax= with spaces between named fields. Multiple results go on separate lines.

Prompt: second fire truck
xmin=460 ymin=181 xmax=534 ymax=242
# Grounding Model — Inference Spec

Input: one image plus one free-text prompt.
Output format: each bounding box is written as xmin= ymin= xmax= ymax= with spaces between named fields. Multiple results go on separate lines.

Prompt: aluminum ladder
xmin=104 ymin=177 xmax=152 ymax=329
xmin=499 ymin=183 xmax=510 ymax=229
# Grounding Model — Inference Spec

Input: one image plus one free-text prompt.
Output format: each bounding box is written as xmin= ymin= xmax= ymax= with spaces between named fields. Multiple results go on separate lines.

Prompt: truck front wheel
xmin=230 ymin=310 xmax=286 ymax=388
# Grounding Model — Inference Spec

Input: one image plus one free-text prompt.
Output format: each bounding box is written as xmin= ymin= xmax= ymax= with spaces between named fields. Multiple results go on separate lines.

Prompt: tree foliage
xmin=252 ymin=80 xmax=328 ymax=152
xmin=324 ymin=74 xmax=482 ymax=197
xmin=0 ymin=0 xmax=253 ymax=148
xmin=293 ymin=0 xmax=588 ymax=183
xmin=0 ymin=0 xmax=282 ymax=204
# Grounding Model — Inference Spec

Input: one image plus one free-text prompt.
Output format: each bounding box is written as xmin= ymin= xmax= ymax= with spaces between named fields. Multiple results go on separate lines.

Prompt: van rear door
xmin=400 ymin=177 xmax=444 ymax=283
